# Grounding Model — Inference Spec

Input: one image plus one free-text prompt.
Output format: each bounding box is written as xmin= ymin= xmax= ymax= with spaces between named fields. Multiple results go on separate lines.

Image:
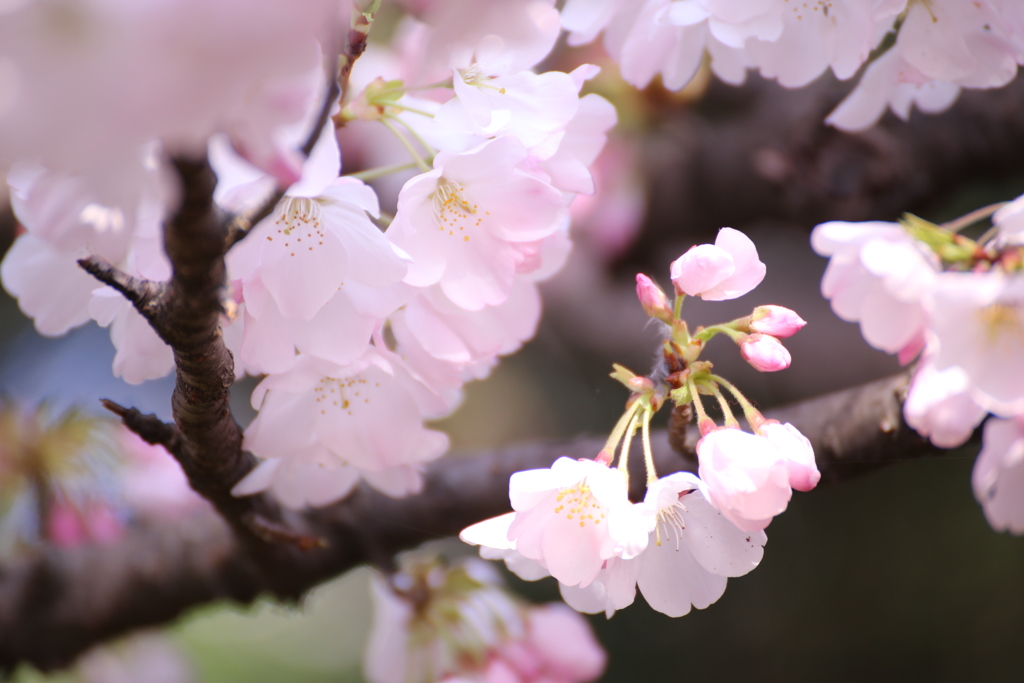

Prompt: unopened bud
xmin=740 ymin=333 xmax=791 ymax=372
xmin=749 ymin=305 xmax=806 ymax=338
xmin=635 ymin=274 xmax=672 ymax=323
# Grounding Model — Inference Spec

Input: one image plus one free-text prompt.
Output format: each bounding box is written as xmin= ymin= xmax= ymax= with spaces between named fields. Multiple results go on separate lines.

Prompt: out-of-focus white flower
xmin=903 ymin=352 xmax=987 ymax=449
xmin=928 ymin=272 xmax=1024 ymax=416
xmin=973 ymin=415 xmax=1024 ymax=535
xmin=812 ymin=219 xmax=938 ymax=355
xmin=364 ymin=557 xmax=605 ymax=683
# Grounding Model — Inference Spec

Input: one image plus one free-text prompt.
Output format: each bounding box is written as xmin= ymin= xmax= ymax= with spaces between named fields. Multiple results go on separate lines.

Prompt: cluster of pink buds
xmin=460 ymin=228 xmax=818 ymax=620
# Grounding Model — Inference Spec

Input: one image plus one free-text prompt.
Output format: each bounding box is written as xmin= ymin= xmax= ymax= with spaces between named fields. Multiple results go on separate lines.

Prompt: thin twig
xmin=76 ymin=256 xmax=166 ymax=330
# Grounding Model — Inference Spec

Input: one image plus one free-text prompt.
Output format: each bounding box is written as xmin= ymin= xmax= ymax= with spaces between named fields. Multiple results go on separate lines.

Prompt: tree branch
xmin=0 ymin=372 xmax=965 ymax=672
xmin=76 ymin=257 xmax=166 ymax=328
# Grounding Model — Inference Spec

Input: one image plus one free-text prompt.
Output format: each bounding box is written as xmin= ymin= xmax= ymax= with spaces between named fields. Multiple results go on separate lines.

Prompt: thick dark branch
xmin=632 ymin=74 xmax=1024 ymax=261
xmin=0 ymin=373 xmax=961 ymax=672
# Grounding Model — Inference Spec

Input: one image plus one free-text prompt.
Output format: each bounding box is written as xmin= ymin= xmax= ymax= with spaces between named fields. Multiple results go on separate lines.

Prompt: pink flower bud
xmin=760 ymin=421 xmax=820 ymax=492
xmin=669 ymin=228 xmax=766 ymax=300
xmin=635 ymin=274 xmax=672 ymax=323
xmin=750 ymin=305 xmax=806 ymax=338
xmin=740 ymin=333 xmax=791 ymax=372
xmin=696 ymin=427 xmax=791 ymax=532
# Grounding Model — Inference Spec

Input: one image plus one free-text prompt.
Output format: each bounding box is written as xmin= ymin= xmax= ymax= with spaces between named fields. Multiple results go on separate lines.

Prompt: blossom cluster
xmin=0 ymin=0 xmax=616 ymax=508
xmin=461 ymin=229 xmax=820 ymax=618
xmin=364 ymin=557 xmax=605 ymax=683
xmin=561 ymin=0 xmax=1024 ymax=131
xmin=812 ymin=195 xmax=1024 ymax=533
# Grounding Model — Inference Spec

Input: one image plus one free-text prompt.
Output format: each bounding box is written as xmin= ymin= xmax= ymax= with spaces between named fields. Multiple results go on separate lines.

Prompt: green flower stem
xmin=602 ymin=399 xmax=642 ymax=465
xmin=708 ymin=373 xmax=762 ymax=429
xmin=693 ymin=323 xmax=744 ymax=344
xmin=345 ymin=161 xmax=420 ymax=181
xmin=706 ymin=381 xmax=739 ymax=428
xmin=941 ymin=201 xmax=1007 ymax=233
xmin=687 ymin=377 xmax=709 ymax=423
xmin=642 ymin=406 xmax=658 ymax=487
xmin=617 ymin=407 xmax=642 ymax=484
xmin=380 ymin=118 xmax=431 ymax=172
xmin=383 ymin=112 xmax=437 ymax=157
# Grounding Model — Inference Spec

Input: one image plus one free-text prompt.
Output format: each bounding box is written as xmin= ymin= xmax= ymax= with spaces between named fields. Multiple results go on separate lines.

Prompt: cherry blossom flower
xmin=927 ymin=272 xmax=1024 ymax=416
xmin=365 ymin=558 xmax=604 ymax=683
xmin=400 ymin=0 xmax=561 ymax=84
xmin=560 ymin=473 xmax=766 ymax=618
xmin=811 ymin=219 xmax=938 ymax=355
xmin=459 ymin=457 xmax=641 ymax=588
xmin=435 ymin=63 xmax=582 ymax=149
xmin=994 ymin=191 xmax=1024 ymax=244
xmin=388 ymin=136 xmax=567 ymax=311
xmin=973 ymin=415 xmax=1024 ymax=535
xmin=903 ymin=353 xmax=987 ymax=449
xmin=670 ymin=227 xmax=766 ymax=301
xmin=696 ymin=426 xmax=792 ymax=532
xmin=0 ymin=0 xmax=341 ymax=199
xmin=233 ymin=351 xmax=449 ymax=507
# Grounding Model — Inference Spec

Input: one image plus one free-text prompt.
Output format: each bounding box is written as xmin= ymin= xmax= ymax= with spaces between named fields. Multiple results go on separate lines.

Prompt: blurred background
xmin=4 ymin=33 xmax=1024 ymax=683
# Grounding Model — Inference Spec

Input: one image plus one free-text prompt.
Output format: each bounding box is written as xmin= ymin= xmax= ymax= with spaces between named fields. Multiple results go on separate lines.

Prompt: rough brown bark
xmin=0 ymin=372 xmax=967 ymax=672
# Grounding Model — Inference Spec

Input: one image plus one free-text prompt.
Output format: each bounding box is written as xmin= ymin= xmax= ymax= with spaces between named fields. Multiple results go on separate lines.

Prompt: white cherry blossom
xmin=560 ymin=473 xmax=766 ymax=618
xmin=460 ymin=457 xmax=641 ymax=588
xmin=904 ymin=352 xmax=987 ymax=449
xmin=973 ymin=415 xmax=1024 ymax=535
xmin=812 ymin=219 xmax=938 ymax=355
xmin=233 ymin=351 xmax=449 ymax=507
xmin=388 ymin=136 xmax=567 ymax=311
xmin=928 ymin=272 xmax=1024 ymax=416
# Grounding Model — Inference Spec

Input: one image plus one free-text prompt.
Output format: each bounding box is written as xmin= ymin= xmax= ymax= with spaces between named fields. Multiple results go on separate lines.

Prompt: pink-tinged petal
xmin=559 ymin=579 xmax=611 ymax=615
xmin=682 ymin=491 xmax=767 ymax=577
xmin=697 ymin=428 xmax=792 ymax=531
xmin=461 ymin=512 xmax=518 ymax=550
xmin=524 ymin=603 xmax=607 ymax=681
xmin=363 ymin=465 xmax=425 ymax=498
xmin=749 ymin=305 xmax=806 ymax=338
xmin=290 ymin=292 xmax=378 ymax=367
xmin=761 ymin=422 xmax=820 ymax=492
xmin=904 ymin=358 xmax=987 ymax=449
xmin=287 ymin=123 xmax=341 ymax=198
xmin=700 ymin=227 xmax=766 ymax=301
xmin=973 ymin=417 xmax=1024 ymax=535
xmin=232 ymin=458 xmax=282 ymax=497
xmin=1 ymin=235 xmax=94 ymax=336
xmin=635 ymin=534 xmax=728 ymax=617
xmin=739 ymin=333 xmax=791 ymax=372
xmin=258 ymin=222 xmax=351 ymax=321
xmin=670 ymin=244 xmax=735 ymax=297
